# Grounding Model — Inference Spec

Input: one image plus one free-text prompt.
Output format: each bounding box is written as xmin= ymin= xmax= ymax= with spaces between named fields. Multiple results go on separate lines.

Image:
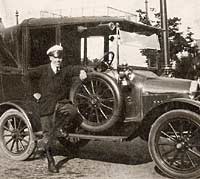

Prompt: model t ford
xmin=0 ymin=16 xmax=199 ymax=179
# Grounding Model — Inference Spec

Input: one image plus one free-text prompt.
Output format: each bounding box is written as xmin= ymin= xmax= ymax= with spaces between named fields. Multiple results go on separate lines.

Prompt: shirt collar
xmin=50 ymin=63 xmax=59 ymax=74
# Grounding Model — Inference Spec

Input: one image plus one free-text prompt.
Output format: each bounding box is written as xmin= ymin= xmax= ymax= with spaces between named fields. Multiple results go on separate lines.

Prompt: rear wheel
xmin=148 ymin=110 xmax=200 ymax=179
xmin=0 ymin=109 xmax=36 ymax=161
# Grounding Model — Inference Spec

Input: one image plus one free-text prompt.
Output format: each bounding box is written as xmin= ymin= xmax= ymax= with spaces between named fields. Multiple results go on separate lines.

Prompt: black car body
xmin=0 ymin=16 xmax=200 ymax=179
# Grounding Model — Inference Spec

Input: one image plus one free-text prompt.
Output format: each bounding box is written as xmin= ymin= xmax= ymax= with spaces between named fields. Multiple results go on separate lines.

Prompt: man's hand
xmin=79 ymin=70 xmax=87 ymax=81
xmin=33 ymin=93 xmax=41 ymax=102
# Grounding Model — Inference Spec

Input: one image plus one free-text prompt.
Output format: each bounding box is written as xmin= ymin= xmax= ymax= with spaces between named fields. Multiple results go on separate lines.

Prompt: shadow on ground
xmin=52 ymin=137 xmax=152 ymax=166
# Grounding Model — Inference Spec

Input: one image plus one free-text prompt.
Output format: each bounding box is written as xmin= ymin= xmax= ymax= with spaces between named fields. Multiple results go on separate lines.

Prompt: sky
xmin=0 ymin=0 xmax=200 ymax=38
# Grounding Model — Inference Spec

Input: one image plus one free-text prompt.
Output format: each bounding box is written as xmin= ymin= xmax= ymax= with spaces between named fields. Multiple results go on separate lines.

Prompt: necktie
xmin=56 ymin=67 xmax=60 ymax=74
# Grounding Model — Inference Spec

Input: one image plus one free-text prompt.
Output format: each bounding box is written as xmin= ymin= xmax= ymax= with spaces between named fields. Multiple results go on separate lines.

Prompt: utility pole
xmin=145 ymin=0 xmax=149 ymax=21
xmin=15 ymin=10 xmax=19 ymax=25
xmin=160 ymin=0 xmax=170 ymax=75
xmin=0 ymin=18 xmax=5 ymax=29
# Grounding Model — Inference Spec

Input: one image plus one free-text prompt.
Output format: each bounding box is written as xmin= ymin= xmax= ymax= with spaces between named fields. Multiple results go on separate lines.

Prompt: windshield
xmin=81 ymin=27 xmax=161 ymax=69
xmin=109 ymin=30 xmax=160 ymax=69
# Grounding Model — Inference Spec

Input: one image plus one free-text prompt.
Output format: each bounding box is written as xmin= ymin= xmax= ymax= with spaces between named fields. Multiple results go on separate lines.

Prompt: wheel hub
xmin=12 ymin=130 xmax=20 ymax=139
xmin=176 ymin=142 xmax=185 ymax=149
xmin=90 ymin=96 xmax=100 ymax=107
xmin=176 ymin=137 xmax=189 ymax=150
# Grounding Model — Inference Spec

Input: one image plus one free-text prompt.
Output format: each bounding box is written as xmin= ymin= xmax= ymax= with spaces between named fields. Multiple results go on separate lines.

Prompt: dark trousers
xmin=40 ymin=102 xmax=78 ymax=149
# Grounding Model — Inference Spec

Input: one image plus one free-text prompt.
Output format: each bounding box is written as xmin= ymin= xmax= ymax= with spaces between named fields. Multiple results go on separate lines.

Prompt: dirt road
xmin=0 ymin=137 xmax=169 ymax=179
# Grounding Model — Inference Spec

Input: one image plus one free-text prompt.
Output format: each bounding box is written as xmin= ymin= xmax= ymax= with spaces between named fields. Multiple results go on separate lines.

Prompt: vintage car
xmin=0 ymin=16 xmax=200 ymax=179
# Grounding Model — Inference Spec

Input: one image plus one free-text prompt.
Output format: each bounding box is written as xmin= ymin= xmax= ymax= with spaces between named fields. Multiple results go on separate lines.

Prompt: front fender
xmin=146 ymin=97 xmax=200 ymax=118
xmin=139 ymin=97 xmax=200 ymax=141
xmin=148 ymin=97 xmax=200 ymax=121
xmin=0 ymin=100 xmax=41 ymax=132
xmin=169 ymin=97 xmax=200 ymax=108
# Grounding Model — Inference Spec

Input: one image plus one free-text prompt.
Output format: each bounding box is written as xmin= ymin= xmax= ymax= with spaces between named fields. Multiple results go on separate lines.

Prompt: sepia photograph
xmin=0 ymin=0 xmax=200 ymax=178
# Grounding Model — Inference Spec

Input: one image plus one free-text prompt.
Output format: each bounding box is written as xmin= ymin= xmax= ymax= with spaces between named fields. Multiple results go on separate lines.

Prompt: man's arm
xmin=65 ymin=65 xmax=93 ymax=80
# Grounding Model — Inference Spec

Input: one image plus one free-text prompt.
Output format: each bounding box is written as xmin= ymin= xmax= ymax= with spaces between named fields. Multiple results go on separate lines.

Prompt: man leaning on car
xmin=27 ymin=44 xmax=87 ymax=173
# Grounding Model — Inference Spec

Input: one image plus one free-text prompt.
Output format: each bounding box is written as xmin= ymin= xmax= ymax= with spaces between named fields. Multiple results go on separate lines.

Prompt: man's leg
xmin=40 ymin=115 xmax=59 ymax=173
xmin=54 ymin=103 xmax=79 ymax=135
xmin=54 ymin=103 xmax=81 ymax=154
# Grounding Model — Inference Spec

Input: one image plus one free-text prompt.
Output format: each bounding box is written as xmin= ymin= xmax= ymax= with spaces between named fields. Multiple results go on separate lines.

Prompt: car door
xmin=0 ymin=67 xmax=25 ymax=101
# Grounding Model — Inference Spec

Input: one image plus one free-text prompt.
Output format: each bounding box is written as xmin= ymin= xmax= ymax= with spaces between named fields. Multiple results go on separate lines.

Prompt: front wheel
xmin=148 ymin=109 xmax=200 ymax=179
xmin=0 ymin=109 xmax=36 ymax=161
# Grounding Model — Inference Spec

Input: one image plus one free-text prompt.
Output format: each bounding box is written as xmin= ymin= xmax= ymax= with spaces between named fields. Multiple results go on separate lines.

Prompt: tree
xmin=175 ymin=28 xmax=200 ymax=79
xmin=136 ymin=9 xmax=151 ymax=25
xmin=136 ymin=9 xmax=200 ymax=79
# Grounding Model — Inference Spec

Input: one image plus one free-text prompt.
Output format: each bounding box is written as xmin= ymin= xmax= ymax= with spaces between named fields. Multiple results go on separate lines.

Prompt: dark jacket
xmin=27 ymin=64 xmax=81 ymax=116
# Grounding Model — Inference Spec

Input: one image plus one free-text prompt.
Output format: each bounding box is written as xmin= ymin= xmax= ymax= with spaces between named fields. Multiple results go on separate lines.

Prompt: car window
xmin=61 ymin=25 xmax=81 ymax=66
xmin=29 ymin=28 xmax=56 ymax=68
xmin=81 ymin=36 xmax=104 ymax=66
xmin=0 ymin=32 xmax=18 ymax=68
xmin=109 ymin=31 xmax=160 ymax=69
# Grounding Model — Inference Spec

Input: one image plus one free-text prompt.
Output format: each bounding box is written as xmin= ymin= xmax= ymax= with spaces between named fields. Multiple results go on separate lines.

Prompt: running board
xmin=34 ymin=131 xmax=128 ymax=142
xmin=68 ymin=133 xmax=127 ymax=142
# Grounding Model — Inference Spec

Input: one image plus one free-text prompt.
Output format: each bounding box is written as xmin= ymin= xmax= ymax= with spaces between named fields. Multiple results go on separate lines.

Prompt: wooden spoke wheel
xmin=148 ymin=110 xmax=200 ymax=179
xmin=0 ymin=109 xmax=35 ymax=161
xmin=70 ymin=72 xmax=122 ymax=132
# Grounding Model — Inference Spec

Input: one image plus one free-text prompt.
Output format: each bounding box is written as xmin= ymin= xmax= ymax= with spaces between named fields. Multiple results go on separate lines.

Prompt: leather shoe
xmin=48 ymin=162 xmax=59 ymax=173
xmin=46 ymin=148 xmax=59 ymax=173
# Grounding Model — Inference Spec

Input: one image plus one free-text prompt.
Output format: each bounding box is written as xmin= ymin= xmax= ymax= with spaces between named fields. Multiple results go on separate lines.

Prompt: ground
xmin=0 ymin=137 xmax=170 ymax=179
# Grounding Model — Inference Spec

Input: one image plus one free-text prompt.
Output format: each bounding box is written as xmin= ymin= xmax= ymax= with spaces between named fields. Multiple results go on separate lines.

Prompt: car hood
xmin=142 ymin=76 xmax=193 ymax=94
xmin=106 ymin=69 xmax=197 ymax=95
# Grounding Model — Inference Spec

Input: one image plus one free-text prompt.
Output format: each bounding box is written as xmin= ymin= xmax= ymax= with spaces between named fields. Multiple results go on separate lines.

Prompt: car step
xmin=34 ymin=131 xmax=128 ymax=142
xmin=68 ymin=133 xmax=127 ymax=142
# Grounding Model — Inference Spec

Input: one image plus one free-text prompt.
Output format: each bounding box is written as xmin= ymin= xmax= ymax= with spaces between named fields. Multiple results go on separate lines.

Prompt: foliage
xmin=175 ymin=56 xmax=195 ymax=79
xmin=140 ymin=48 xmax=161 ymax=69
xmin=136 ymin=9 xmax=151 ymax=25
xmin=136 ymin=9 xmax=200 ymax=79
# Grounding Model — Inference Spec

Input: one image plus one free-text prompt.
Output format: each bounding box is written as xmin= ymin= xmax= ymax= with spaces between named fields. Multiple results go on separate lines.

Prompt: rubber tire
xmin=0 ymin=109 xmax=36 ymax=161
xmin=70 ymin=72 xmax=122 ymax=132
xmin=148 ymin=109 xmax=200 ymax=179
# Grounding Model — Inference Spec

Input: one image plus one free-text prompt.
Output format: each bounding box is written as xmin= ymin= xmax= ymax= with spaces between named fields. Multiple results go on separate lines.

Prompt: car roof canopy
xmin=21 ymin=16 xmax=161 ymax=35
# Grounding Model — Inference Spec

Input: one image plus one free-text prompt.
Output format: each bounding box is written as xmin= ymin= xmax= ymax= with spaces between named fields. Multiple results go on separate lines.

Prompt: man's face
xmin=49 ymin=55 xmax=63 ymax=68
